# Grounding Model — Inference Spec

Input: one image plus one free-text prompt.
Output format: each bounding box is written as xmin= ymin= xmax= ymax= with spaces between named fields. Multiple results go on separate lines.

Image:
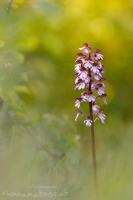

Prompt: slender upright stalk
xmin=89 ymin=101 xmax=98 ymax=194
xmin=88 ymin=71 xmax=98 ymax=194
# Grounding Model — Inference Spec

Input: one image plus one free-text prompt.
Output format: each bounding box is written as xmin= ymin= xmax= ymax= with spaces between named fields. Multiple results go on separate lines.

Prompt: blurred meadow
xmin=0 ymin=0 xmax=133 ymax=199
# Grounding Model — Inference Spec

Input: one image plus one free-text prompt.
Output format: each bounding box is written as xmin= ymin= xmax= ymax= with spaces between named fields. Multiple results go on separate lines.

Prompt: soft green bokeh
xmin=0 ymin=0 xmax=133 ymax=199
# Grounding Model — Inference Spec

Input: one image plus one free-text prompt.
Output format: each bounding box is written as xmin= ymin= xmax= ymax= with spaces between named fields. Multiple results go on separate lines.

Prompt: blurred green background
xmin=0 ymin=0 xmax=133 ymax=199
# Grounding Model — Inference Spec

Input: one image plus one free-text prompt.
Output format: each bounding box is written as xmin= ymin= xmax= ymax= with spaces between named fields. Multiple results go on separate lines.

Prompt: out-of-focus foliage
xmin=0 ymin=0 xmax=133 ymax=199
xmin=1 ymin=0 xmax=133 ymax=118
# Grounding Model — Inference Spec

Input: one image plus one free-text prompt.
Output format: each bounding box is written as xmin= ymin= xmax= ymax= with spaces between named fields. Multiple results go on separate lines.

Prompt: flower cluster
xmin=74 ymin=43 xmax=107 ymax=126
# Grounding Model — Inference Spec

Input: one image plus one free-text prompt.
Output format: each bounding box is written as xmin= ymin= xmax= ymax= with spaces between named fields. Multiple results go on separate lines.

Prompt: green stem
xmin=88 ymin=68 xmax=98 ymax=197
xmin=89 ymin=101 xmax=98 ymax=195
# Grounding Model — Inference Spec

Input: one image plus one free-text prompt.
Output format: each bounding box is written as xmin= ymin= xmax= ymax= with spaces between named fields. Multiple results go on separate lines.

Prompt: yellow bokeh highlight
xmin=89 ymin=18 xmax=115 ymax=40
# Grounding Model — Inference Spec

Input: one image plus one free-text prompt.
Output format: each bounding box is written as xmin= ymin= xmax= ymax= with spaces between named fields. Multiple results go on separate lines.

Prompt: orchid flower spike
xmin=74 ymin=43 xmax=107 ymax=126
